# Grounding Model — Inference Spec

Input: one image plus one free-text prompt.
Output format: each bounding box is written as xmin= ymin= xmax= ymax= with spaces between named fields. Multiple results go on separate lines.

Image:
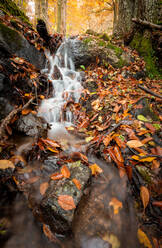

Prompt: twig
xmin=0 ymin=97 xmax=34 ymax=139
xmin=138 ymin=85 xmax=162 ymax=99
xmin=132 ymin=18 xmax=162 ymax=30
xmin=104 ymin=119 xmax=133 ymax=136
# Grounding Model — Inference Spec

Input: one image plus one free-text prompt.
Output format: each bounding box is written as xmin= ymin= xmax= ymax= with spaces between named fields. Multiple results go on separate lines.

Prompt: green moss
xmin=0 ymin=0 xmax=30 ymax=25
xmin=98 ymin=40 xmax=106 ymax=47
xmin=83 ymin=37 xmax=93 ymax=45
xmin=0 ymin=22 xmax=22 ymax=49
xmin=106 ymin=42 xmax=123 ymax=57
xmin=130 ymin=32 xmax=161 ymax=79
xmin=99 ymin=33 xmax=110 ymax=41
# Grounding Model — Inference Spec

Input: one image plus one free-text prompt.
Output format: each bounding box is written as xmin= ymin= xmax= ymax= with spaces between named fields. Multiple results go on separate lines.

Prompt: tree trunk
xmin=57 ymin=0 xmax=67 ymax=35
xmin=113 ymin=0 xmax=161 ymax=78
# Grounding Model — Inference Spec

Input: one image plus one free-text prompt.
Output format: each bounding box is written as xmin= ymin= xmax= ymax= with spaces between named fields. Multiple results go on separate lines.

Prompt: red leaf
xmin=58 ymin=195 xmax=76 ymax=210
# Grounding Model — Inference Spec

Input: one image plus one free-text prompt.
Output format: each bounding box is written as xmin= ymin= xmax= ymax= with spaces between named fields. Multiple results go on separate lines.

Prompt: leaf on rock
xmin=40 ymin=182 xmax=49 ymax=196
xmin=43 ymin=224 xmax=56 ymax=242
xmin=46 ymin=147 xmax=59 ymax=153
xmin=51 ymin=172 xmax=64 ymax=180
xmin=140 ymin=186 xmax=150 ymax=210
xmin=21 ymin=109 xmax=32 ymax=115
xmin=61 ymin=165 xmax=70 ymax=178
xmin=89 ymin=163 xmax=103 ymax=175
xmin=0 ymin=160 xmax=15 ymax=170
xmin=127 ymin=140 xmax=143 ymax=148
xmin=109 ymin=197 xmax=123 ymax=215
xmin=58 ymin=195 xmax=76 ymax=211
xmin=72 ymin=178 xmax=81 ymax=190
xmin=137 ymin=229 xmax=152 ymax=248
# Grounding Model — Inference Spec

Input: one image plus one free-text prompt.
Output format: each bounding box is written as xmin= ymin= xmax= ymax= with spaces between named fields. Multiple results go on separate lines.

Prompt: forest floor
xmin=0 ymin=13 xmax=162 ymax=248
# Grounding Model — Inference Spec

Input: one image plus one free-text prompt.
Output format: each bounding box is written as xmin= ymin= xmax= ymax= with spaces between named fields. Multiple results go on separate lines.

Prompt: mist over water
xmin=38 ymin=41 xmax=83 ymax=142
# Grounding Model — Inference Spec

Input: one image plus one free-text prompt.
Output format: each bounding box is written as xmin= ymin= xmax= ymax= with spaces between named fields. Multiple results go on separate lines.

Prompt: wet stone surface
xmin=40 ymin=160 xmax=91 ymax=234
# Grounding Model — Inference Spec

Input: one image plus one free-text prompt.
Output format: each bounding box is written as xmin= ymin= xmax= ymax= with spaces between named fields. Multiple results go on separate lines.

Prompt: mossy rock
xmin=0 ymin=0 xmax=30 ymax=25
xmin=0 ymin=22 xmax=46 ymax=69
xmin=99 ymin=33 xmax=110 ymax=41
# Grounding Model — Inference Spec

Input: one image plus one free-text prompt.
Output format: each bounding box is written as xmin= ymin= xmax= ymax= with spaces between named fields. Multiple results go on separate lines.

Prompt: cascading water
xmin=38 ymin=41 xmax=83 ymax=142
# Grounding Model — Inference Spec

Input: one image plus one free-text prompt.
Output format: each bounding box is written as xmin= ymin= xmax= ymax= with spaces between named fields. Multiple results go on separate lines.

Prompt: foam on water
xmin=38 ymin=41 xmax=83 ymax=141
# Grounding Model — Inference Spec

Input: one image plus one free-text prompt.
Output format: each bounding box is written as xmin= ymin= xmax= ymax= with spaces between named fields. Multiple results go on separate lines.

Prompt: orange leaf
xmin=46 ymin=147 xmax=59 ymax=153
xmin=61 ymin=165 xmax=70 ymax=178
xmin=114 ymin=136 xmax=126 ymax=148
xmin=109 ymin=197 xmax=123 ymax=214
xmin=40 ymin=182 xmax=49 ymax=195
xmin=114 ymin=145 xmax=124 ymax=162
xmin=22 ymin=109 xmax=32 ymax=115
xmin=140 ymin=186 xmax=150 ymax=210
xmin=127 ymin=140 xmax=143 ymax=148
xmin=152 ymin=159 xmax=160 ymax=169
xmin=51 ymin=172 xmax=64 ymax=180
xmin=41 ymin=138 xmax=60 ymax=148
xmin=89 ymin=163 xmax=103 ymax=175
xmin=0 ymin=160 xmax=15 ymax=170
xmin=103 ymin=134 xmax=112 ymax=146
xmin=43 ymin=224 xmax=56 ymax=242
xmin=58 ymin=195 xmax=76 ymax=210
xmin=72 ymin=178 xmax=81 ymax=190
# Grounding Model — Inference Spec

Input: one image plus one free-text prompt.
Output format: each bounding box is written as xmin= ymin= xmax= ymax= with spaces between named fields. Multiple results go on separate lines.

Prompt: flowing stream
xmin=38 ymin=41 xmax=83 ymax=143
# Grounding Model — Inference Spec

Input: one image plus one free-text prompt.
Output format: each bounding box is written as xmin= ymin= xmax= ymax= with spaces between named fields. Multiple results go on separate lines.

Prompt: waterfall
xmin=38 ymin=41 xmax=83 ymax=141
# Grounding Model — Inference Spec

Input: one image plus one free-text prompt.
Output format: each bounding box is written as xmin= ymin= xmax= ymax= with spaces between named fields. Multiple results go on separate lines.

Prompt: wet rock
xmin=0 ymin=23 xmax=46 ymax=70
xmin=0 ymin=97 xmax=13 ymax=120
xmin=16 ymin=113 xmax=46 ymax=137
xmin=40 ymin=160 xmax=91 ymax=233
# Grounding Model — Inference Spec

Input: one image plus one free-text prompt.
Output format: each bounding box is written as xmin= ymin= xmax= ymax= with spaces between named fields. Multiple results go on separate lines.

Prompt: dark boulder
xmin=0 ymin=22 xmax=46 ymax=70
xmin=40 ymin=160 xmax=91 ymax=233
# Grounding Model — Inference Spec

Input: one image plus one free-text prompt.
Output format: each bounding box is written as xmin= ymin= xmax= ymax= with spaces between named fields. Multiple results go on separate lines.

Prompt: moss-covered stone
xmin=83 ymin=37 xmax=93 ymax=45
xmin=0 ymin=0 xmax=30 ymax=25
xmin=130 ymin=31 xmax=161 ymax=79
xmin=106 ymin=42 xmax=123 ymax=57
xmin=99 ymin=33 xmax=110 ymax=41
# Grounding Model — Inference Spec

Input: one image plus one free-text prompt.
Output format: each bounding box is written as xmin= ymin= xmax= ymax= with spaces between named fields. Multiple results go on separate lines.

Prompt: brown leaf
xmin=145 ymin=123 xmax=156 ymax=133
xmin=127 ymin=140 xmax=143 ymax=148
xmin=10 ymin=155 xmax=26 ymax=166
xmin=41 ymin=138 xmax=60 ymax=148
xmin=61 ymin=165 xmax=70 ymax=178
xmin=103 ymin=134 xmax=112 ymax=146
xmin=6 ymin=125 xmax=12 ymax=135
xmin=72 ymin=178 xmax=81 ymax=190
xmin=58 ymin=195 xmax=76 ymax=210
xmin=0 ymin=160 xmax=15 ymax=170
xmin=114 ymin=145 xmax=124 ymax=162
xmin=40 ymin=182 xmax=49 ymax=196
xmin=51 ymin=172 xmax=64 ymax=180
xmin=141 ymin=137 xmax=153 ymax=144
xmin=152 ymin=201 xmax=162 ymax=208
xmin=140 ymin=186 xmax=150 ymax=210
xmin=114 ymin=136 xmax=126 ymax=148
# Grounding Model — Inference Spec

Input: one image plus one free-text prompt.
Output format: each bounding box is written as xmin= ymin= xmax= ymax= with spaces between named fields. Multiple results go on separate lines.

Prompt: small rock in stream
xmin=16 ymin=113 xmax=46 ymax=137
xmin=40 ymin=160 xmax=91 ymax=234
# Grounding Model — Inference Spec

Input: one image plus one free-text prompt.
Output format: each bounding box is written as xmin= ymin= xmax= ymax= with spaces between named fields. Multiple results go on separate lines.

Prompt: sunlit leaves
xmin=58 ymin=195 xmax=76 ymax=210
xmin=127 ymin=140 xmax=143 ymax=148
xmin=0 ymin=160 xmax=15 ymax=170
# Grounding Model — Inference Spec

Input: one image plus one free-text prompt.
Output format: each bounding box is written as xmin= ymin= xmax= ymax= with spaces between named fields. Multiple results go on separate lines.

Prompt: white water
xmin=38 ymin=41 xmax=83 ymax=142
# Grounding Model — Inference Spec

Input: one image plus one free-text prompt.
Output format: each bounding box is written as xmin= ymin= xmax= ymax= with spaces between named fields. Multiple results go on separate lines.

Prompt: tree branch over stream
xmin=132 ymin=18 xmax=162 ymax=30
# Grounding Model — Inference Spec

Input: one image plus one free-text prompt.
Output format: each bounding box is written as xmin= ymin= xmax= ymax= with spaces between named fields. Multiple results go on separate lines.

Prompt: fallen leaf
xmin=137 ymin=115 xmax=151 ymax=122
xmin=41 ymin=138 xmax=60 ymax=148
xmin=152 ymin=160 xmax=160 ymax=169
xmin=141 ymin=137 xmax=153 ymax=144
xmin=40 ymin=182 xmax=49 ymax=195
xmin=22 ymin=109 xmax=32 ymax=115
xmin=58 ymin=195 xmax=76 ymax=210
xmin=145 ymin=123 xmax=156 ymax=133
xmin=46 ymin=146 xmax=59 ymax=153
xmin=137 ymin=229 xmax=152 ymax=248
xmin=113 ymin=145 xmax=124 ymax=162
xmin=127 ymin=140 xmax=143 ymax=148
xmin=43 ymin=224 xmax=56 ymax=242
xmin=85 ymin=136 xmax=94 ymax=143
xmin=72 ymin=178 xmax=81 ymax=190
xmin=152 ymin=201 xmax=162 ymax=208
xmin=114 ymin=136 xmax=126 ymax=148
xmin=61 ymin=165 xmax=70 ymax=178
xmin=51 ymin=172 xmax=64 ymax=180
xmin=89 ymin=163 xmax=103 ymax=175
xmin=0 ymin=160 xmax=15 ymax=170
xmin=109 ymin=197 xmax=123 ymax=214
xmin=140 ymin=186 xmax=150 ymax=210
